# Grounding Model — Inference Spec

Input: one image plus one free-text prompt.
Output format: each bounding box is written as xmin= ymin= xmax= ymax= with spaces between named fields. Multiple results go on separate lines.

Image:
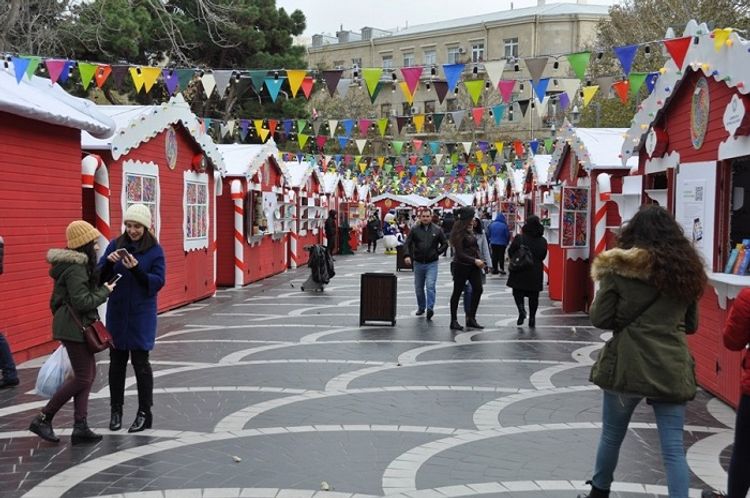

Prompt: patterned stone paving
xmin=0 ymin=251 xmax=737 ymax=498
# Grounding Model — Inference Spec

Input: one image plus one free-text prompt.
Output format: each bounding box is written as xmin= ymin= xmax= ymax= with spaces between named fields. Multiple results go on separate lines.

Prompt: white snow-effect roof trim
xmin=622 ymin=20 xmax=748 ymax=165
xmin=372 ymin=193 xmax=432 ymax=207
xmin=342 ymin=178 xmax=356 ymax=199
xmin=551 ymin=120 xmax=636 ymax=174
xmin=284 ymin=159 xmax=317 ymax=189
xmin=429 ymin=193 xmax=474 ymax=207
xmin=0 ymin=66 xmax=115 ymax=138
xmin=529 ymin=154 xmax=552 ymax=185
xmin=81 ymin=94 xmax=226 ymax=176
xmin=321 ymin=171 xmax=343 ymax=194
xmin=217 ymin=141 xmax=281 ymax=180
xmin=511 ymin=168 xmax=527 ymax=194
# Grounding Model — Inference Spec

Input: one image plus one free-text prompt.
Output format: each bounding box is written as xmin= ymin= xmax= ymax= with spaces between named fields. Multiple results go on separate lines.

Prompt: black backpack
xmin=509 ymin=237 xmax=534 ymax=273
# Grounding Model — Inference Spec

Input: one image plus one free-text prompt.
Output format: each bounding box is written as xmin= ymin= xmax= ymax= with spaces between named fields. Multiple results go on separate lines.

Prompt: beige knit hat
xmin=124 ymin=204 xmax=152 ymax=229
xmin=66 ymin=221 xmax=101 ymax=249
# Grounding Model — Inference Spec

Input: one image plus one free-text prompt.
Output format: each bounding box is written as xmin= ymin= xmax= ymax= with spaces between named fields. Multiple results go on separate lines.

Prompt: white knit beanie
xmin=124 ymin=204 xmax=152 ymax=229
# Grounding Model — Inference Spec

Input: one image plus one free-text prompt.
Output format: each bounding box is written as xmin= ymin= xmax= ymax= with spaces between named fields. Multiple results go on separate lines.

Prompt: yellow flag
xmin=713 ymin=28 xmax=733 ymax=51
xmin=494 ymin=142 xmax=504 ymax=157
xmin=129 ymin=67 xmax=146 ymax=93
xmin=286 ymin=69 xmax=307 ymax=97
xmin=141 ymin=67 xmax=162 ymax=93
xmin=254 ymin=119 xmax=269 ymax=143
xmin=582 ymin=85 xmax=600 ymax=107
xmin=413 ymin=114 xmax=425 ymax=133
xmin=377 ymin=156 xmax=385 ymax=168
xmin=476 ymin=151 xmax=484 ymax=162
xmin=359 ymin=162 xmax=367 ymax=173
xmin=400 ymin=81 xmax=415 ymax=105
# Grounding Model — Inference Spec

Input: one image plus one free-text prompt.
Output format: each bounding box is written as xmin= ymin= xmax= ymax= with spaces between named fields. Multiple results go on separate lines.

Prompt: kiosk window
xmin=730 ymin=158 xmax=750 ymax=248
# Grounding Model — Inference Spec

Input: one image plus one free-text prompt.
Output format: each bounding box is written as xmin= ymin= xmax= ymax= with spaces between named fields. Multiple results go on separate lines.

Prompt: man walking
xmin=403 ymin=208 xmax=448 ymax=320
xmin=487 ymin=213 xmax=510 ymax=275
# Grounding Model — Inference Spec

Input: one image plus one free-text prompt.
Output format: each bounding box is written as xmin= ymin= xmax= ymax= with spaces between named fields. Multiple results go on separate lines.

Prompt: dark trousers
xmin=368 ymin=240 xmax=377 ymax=252
xmin=450 ymin=264 xmax=483 ymax=321
xmin=44 ymin=340 xmax=95 ymax=422
xmin=109 ymin=349 xmax=153 ymax=412
xmin=512 ymin=289 xmax=539 ymax=319
xmin=490 ymin=244 xmax=507 ymax=272
xmin=728 ymin=393 xmax=750 ymax=498
xmin=326 ymin=233 xmax=335 ymax=256
xmin=0 ymin=332 xmax=18 ymax=381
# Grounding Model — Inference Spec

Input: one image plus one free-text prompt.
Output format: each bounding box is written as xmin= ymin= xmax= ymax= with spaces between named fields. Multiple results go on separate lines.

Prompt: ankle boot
xmin=466 ymin=317 xmax=484 ymax=329
xmin=72 ymin=419 xmax=103 ymax=445
xmin=449 ymin=320 xmax=464 ymax=331
xmin=577 ymin=481 xmax=609 ymax=498
xmin=516 ymin=310 xmax=526 ymax=326
xmin=29 ymin=412 xmax=59 ymax=443
xmin=528 ymin=315 xmax=536 ymax=328
xmin=128 ymin=410 xmax=152 ymax=433
xmin=109 ymin=406 xmax=122 ymax=431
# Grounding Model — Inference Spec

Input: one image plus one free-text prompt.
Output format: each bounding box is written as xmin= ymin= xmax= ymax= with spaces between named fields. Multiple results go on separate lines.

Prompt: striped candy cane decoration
xmin=594 ymin=173 xmax=612 ymax=256
xmin=230 ymin=180 xmax=244 ymax=288
xmin=81 ymin=155 xmax=110 ymax=256
xmin=289 ymin=190 xmax=299 ymax=269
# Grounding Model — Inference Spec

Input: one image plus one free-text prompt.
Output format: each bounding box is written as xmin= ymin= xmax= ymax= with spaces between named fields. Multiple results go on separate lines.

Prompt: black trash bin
xmin=359 ymin=273 xmax=397 ymax=326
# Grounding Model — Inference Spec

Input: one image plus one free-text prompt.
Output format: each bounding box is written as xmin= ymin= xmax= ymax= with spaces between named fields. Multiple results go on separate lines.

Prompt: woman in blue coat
xmin=98 ymin=204 xmax=165 ymax=433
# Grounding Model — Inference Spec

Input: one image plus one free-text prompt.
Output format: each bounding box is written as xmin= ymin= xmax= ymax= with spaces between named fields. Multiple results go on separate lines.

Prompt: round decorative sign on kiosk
xmin=165 ymin=126 xmax=178 ymax=170
xmin=691 ymin=77 xmax=710 ymax=150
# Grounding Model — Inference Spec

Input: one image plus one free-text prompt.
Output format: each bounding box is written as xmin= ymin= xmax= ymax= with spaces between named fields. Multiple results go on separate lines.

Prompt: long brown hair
xmin=450 ymin=218 xmax=473 ymax=247
xmin=617 ymin=205 xmax=706 ymax=302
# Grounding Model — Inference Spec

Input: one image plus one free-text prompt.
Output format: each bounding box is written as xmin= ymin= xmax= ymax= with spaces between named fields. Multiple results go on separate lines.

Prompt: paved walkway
xmin=0 ymin=251 xmax=736 ymax=498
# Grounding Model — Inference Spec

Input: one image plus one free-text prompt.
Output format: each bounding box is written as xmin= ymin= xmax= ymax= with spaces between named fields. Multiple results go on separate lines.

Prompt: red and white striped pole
xmin=289 ymin=190 xmax=299 ymax=269
xmin=594 ymin=173 xmax=612 ymax=257
xmin=230 ymin=180 xmax=245 ymax=288
xmin=81 ymin=154 xmax=110 ymax=257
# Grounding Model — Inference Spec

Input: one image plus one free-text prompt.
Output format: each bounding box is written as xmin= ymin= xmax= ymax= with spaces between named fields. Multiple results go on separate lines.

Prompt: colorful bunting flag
xmin=362 ymin=68 xmax=383 ymax=97
xmin=567 ymin=52 xmax=591 ymax=80
xmin=199 ymin=72 xmax=216 ymax=97
xmin=613 ymin=44 xmax=638 ymax=76
xmin=443 ymin=63 xmax=464 ymax=92
xmin=524 ymin=57 xmax=548 ymax=85
xmin=300 ymin=76 xmax=315 ymax=99
xmin=399 ymin=81 xmax=415 ymax=105
xmin=531 ymin=78 xmax=550 ymax=102
xmin=286 ymin=69 xmax=307 ymax=97
xmin=612 ymin=80 xmax=630 ymax=104
xmin=44 ymin=59 xmax=68 ymax=84
xmin=464 ymin=80 xmax=484 ymax=105
xmin=582 ymin=85 xmax=600 ymax=106
xmin=400 ymin=66 xmax=423 ymax=94
xmin=264 ymin=77 xmax=284 ymax=102
xmin=11 ymin=57 xmax=30 ymax=83
xmin=629 ymin=72 xmax=648 ymax=98
xmin=498 ymin=80 xmax=515 ymax=103
xmin=162 ymin=69 xmax=179 ymax=95
xmin=471 ymin=107 xmax=484 ymax=126
xmin=322 ymin=69 xmax=343 ymax=97
xmin=413 ymin=114 xmax=425 ymax=133
xmin=94 ymin=65 xmax=112 ymax=89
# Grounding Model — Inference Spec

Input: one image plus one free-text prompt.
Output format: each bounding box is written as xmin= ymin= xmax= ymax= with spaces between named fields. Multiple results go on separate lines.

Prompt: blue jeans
xmin=0 ymin=332 xmax=18 ymax=382
xmin=593 ymin=391 xmax=688 ymax=497
xmin=413 ymin=261 xmax=438 ymax=311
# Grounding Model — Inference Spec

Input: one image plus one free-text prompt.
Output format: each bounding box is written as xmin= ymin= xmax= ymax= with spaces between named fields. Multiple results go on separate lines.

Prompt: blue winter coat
xmin=98 ymin=238 xmax=166 ymax=351
xmin=487 ymin=214 xmax=510 ymax=246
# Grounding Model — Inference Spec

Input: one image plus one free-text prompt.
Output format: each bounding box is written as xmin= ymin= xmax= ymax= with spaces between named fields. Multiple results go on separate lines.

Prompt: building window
xmin=447 ymin=98 xmax=459 ymax=111
xmin=403 ymin=52 xmax=415 ymax=67
xmin=471 ymin=42 xmax=485 ymax=63
xmin=402 ymin=102 xmax=412 ymax=115
xmin=352 ymin=57 xmax=362 ymax=69
xmin=184 ymin=171 xmax=209 ymax=250
xmin=504 ymin=38 xmax=519 ymax=59
xmin=333 ymin=60 xmax=345 ymax=69
xmin=123 ymin=160 xmax=159 ymax=238
xmin=424 ymin=100 xmax=436 ymax=114
xmin=381 ymin=103 xmax=392 ymax=117
xmin=423 ymin=49 xmax=436 ymax=66
xmin=382 ymin=54 xmax=393 ymax=69
xmin=447 ymin=46 xmax=460 ymax=64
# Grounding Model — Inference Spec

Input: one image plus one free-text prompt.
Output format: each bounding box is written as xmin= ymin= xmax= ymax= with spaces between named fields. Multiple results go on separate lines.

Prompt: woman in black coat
xmin=506 ymin=215 xmax=548 ymax=328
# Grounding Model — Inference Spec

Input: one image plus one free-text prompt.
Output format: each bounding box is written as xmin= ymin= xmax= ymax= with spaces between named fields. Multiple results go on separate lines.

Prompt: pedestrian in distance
xmin=487 ymin=213 xmax=511 ymax=275
xmin=702 ymin=286 xmax=750 ymax=498
xmin=403 ymin=208 xmax=448 ymax=321
xmin=448 ymin=207 xmax=485 ymax=331
xmin=580 ymin=205 xmax=707 ymax=498
xmin=506 ymin=216 xmax=547 ymax=328
xmin=29 ymin=221 xmax=116 ymax=445
xmin=325 ymin=209 xmax=337 ymax=257
xmin=441 ymin=211 xmax=455 ymax=257
xmin=463 ymin=216 xmax=492 ymax=323
xmin=0 ymin=236 xmax=19 ymax=389
xmin=99 ymin=204 xmax=165 ymax=433
xmin=366 ymin=213 xmax=381 ymax=253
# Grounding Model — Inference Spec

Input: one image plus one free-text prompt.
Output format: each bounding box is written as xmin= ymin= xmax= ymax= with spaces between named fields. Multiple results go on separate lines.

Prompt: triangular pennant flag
xmin=213 ymin=70 xmax=234 ymax=97
xmin=413 ymin=114 xmax=425 ymax=133
xmin=484 ymin=60 xmax=507 ymax=87
xmin=77 ymin=62 xmax=97 ymax=90
xmin=358 ymin=119 xmax=372 ymax=136
xmin=513 ymin=140 xmax=524 ymax=157
xmin=567 ymin=52 xmax=591 ymax=80
xmin=559 ymin=78 xmax=581 ymax=103
xmin=322 ymin=69 xmax=343 ymax=97
xmin=471 ymin=107 xmax=484 ymax=126
xmin=248 ymin=70 xmax=267 ymax=92
xmin=536 ymin=97 xmax=548 ymax=119
xmin=312 ymin=119 xmax=322 ymax=136
xmin=362 ymin=68 xmax=383 ymax=97
xmin=544 ymin=137 xmax=554 ymax=153
xmin=629 ymin=72 xmax=648 ymax=98
xmin=316 ymin=135 xmax=328 ymax=150
xmin=443 ymin=63 xmax=464 ymax=92
xmin=297 ymin=119 xmax=308 ymax=134
xmin=494 ymin=142 xmax=504 ymax=159
xmin=298 ymin=133 xmax=310 ymax=149
xmin=336 ymin=78 xmax=352 ymax=98
xmin=377 ymin=156 xmax=386 ymax=168
xmin=140 ymin=67 xmax=161 ymax=93
xmin=129 ymin=67 xmax=146 ymax=93
xmin=451 ymin=110 xmax=466 ymax=130
xmin=530 ymin=78 xmax=550 ymax=103
xmin=524 ymin=57 xmax=548 ymax=85
xmin=377 ymin=118 xmax=389 ymax=137
xmin=221 ymin=120 xmax=236 ymax=138
xmin=110 ymin=65 xmax=130 ymax=88
xmin=492 ymin=104 xmax=506 ymax=125
xmin=300 ymin=76 xmax=315 ymax=99
xmin=433 ymin=113 xmax=445 ymax=132
xmin=264 ymin=77 xmax=284 ymax=102
xmin=328 ymin=120 xmax=339 ymax=137
xmin=433 ymin=80 xmax=449 ymax=104
xmin=395 ymin=116 xmax=409 ymax=134
xmin=429 ymin=141 xmax=441 ymax=155
xmin=94 ymin=65 xmax=112 ymax=89
xmin=595 ymin=76 xmax=615 ymax=98
xmin=341 ymin=119 xmax=354 ymax=137
xmin=200 ymin=72 xmax=216 ymax=97
xmin=435 ymin=153 xmax=444 ymax=164
xmin=356 ymin=139 xmax=368 ymax=154
xmin=399 ymin=81 xmax=415 ymax=105
xmin=44 ymin=59 xmax=68 ymax=84
xmin=645 ymin=72 xmax=660 ymax=94
xmin=461 ymin=142 xmax=473 ymax=155
xmin=57 ymin=60 xmax=75 ymax=84
xmin=400 ymin=66 xmax=423 ymax=94
xmin=612 ymin=80 xmax=630 ymax=104
xmin=412 ymin=139 xmax=423 ymax=152
xmin=559 ymin=92 xmax=570 ymax=110
xmin=368 ymin=82 xmax=383 ymax=104
xmin=464 ymin=80 xmax=484 ymax=105
xmin=663 ymin=37 xmax=692 ymax=70
xmin=162 ymin=69 xmax=179 ymax=95
xmin=613 ymin=44 xmax=638 ymax=76
xmin=518 ymin=99 xmax=530 ymax=117
xmin=392 ymin=141 xmax=405 ymax=155
xmin=530 ymin=139 xmax=539 ymax=155
xmin=240 ymin=119 xmax=250 ymax=140
xmin=498 ymin=80 xmax=516 ymax=103
xmin=286 ymin=69 xmax=307 ymax=97
xmin=582 ymin=85 xmax=600 ymax=106
xmin=268 ymin=119 xmax=278 ymax=136
xmin=254 ymin=120 xmax=270 ymax=143
xmin=11 ymin=57 xmax=30 ymax=83
xmin=283 ymin=119 xmax=293 ymax=136
xmin=24 ymin=57 xmax=41 ymax=79
xmin=176 ymin=69 xmax=194 ymax=91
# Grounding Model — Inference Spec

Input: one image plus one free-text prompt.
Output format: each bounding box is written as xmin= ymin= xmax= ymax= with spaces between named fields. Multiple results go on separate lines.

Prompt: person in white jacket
xmin=463 ymin=216 xmax=492 ymax=320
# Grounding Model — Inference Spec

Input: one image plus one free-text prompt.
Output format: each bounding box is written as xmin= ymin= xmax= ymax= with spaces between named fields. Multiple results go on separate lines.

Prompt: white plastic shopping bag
xmin=34 ymin=345 xmax=73 ymax=398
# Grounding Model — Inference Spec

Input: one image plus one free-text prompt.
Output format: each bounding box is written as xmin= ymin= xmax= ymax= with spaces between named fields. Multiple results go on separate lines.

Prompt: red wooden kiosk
xmin=284 ymin=160 xmax=325 ymax=268
xmin=0 ymin=70 xmax=115 ymax=361
xmin=620 ymin=21 xmax=750 ymax=407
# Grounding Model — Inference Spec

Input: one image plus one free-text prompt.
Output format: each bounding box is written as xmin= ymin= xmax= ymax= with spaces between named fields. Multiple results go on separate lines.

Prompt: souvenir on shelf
xmin=561 ymin=186 xmax=589 ymax=248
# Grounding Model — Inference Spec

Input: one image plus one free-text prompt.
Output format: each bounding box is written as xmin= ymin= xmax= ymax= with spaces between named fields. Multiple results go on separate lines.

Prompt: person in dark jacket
xmin=703 ymin=287 xmax=750 ymax=498
xmin=487 ymin=213 xmax=511 ymax=274
xmin=449 ymin=207 xmax=485 ymax=331
xmin=29 ymin=221 xmax=115 ymax=445
xmin=441 ymin=211 xmax=455 ymax=257
xmin=506 ymin=216 xmax=547 ymax=327
xmin=580 ymin=205 xmax=707 ymax=498
xmin=325 ymin=210 xmax=337 ymax=256
xmin=0 ymin=236 xmax=19 ymax=389
xmin=99 ymin=204 xmax=165 ymax=433
xmin=403 ymin=208 xmax=448 ymax=320
xmin=366 ymin=214 xmax=381 ymax=253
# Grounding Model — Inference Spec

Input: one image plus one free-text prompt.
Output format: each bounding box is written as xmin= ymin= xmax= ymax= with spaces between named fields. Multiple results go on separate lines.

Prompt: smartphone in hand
xmin=108 ymin=273 xmax=123 ymax=285
xmin=115 ymin=248 xmax=129 ymax=258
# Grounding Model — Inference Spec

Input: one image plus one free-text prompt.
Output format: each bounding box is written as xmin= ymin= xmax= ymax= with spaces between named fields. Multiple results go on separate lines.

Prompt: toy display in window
xmin=254 ymin=194 xmax=267 ymax=233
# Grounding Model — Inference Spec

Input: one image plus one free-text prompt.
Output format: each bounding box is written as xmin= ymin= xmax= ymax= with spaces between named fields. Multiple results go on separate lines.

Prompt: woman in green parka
xmin=28 ymin=221 xmax=116 ymax=445
xmin=579 ymin=205 xmax=706 ymax=498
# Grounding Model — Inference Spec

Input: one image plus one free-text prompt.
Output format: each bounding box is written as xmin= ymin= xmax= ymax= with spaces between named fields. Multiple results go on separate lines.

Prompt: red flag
xmin=612 ymin=80 xmax=630 ymax=104
xmin=94 ymin=65 xmax=112 ymax=88
xmin=663 ymin=37 xmax=692 ymax=70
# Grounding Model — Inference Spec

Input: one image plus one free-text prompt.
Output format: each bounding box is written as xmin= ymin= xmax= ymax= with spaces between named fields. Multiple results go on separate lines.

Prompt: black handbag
xmin=66 ymin=303 xmax=113 ymax=353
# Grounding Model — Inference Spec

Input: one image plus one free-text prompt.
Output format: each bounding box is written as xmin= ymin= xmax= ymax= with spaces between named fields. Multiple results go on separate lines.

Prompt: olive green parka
xmin=47 ymin=248 xmax=110 ymax=343
xmin=589 ymin=247 xmax=698 ymax=403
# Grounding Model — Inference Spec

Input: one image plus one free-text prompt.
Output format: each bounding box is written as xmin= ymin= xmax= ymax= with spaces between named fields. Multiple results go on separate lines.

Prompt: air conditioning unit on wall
xmin=457 ymin=47 xmax=466 ymax=54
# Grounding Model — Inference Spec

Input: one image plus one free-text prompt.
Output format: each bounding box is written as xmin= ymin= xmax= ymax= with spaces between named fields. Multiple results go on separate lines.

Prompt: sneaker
xmin=415 ymin=309 xmax=425 ymax=316
xmin=0 ymin=378 xmax=19 ymax=389
xmin=426 ymin=309 xmax=434 ymax=320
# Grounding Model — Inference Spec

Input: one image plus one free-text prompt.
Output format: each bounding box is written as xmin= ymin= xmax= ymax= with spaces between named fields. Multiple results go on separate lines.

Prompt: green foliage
xmin=577 ymin=94 xmax=637 ymax=128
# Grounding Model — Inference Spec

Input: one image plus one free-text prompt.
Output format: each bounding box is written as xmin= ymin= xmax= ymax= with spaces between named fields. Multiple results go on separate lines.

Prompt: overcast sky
xmin=277 ymin=0 xmax=620 ymax=38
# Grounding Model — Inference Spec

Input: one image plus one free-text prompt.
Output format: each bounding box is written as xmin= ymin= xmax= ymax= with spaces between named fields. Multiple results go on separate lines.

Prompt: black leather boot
xmin=577 ymin=481 xmax=610 ymax=498
xmin=449 ymin=320 xmax=464 ymax=331
xmin=528 ymin=315 xmax=536 ymax=328
xmin=128 ymin=410 xmax=152 ymax=433
xmin=466 ymin=317 xmax=484 ymax=329
xmin=29 ymin=412 xmax=59 ymax=443
xmin=109 ymin=406 xmax=122 ymax=431
xmin=516 ymin=310 xmax=526 ymax=326
xmin=72 ymin=419 xmax=103 ymax=445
